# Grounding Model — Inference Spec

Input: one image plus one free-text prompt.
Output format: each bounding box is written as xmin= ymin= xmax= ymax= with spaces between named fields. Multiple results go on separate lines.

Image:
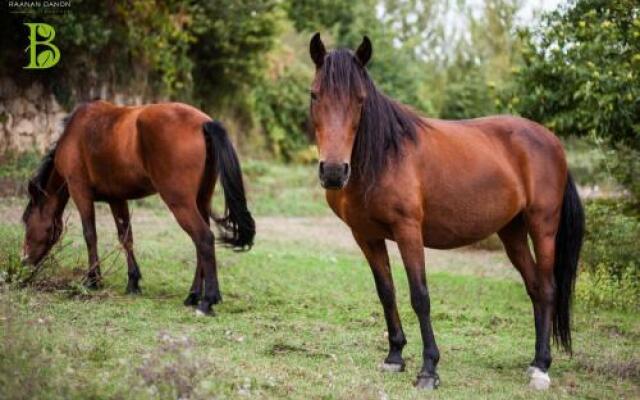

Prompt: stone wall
xmin=0 ymin=77 xmax=149 ymax=154
xmin=0 ymin=77 xmax=67 ymax=154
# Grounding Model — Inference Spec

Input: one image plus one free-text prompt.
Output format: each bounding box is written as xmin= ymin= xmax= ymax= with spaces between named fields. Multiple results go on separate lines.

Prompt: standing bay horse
xmin=308 ymin=33 xmax=584 ymax=390
xmin=21 ymin=100 xmax=255 ymax=315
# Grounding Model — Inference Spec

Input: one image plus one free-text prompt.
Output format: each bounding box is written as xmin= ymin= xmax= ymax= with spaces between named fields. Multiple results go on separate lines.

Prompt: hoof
xmin=194 ymin=308 xmax=208 ymax=317
xmin=183 ymin=293 xmax=200 ymax=307
xmin=415 ymin=373 xmax=440 ymax=390
xmin=126 ymin=285 xmax=141 ymax=295
xmin=84 ymin=278 xmax=101 ymax=290
xmin=527 ymin=366 xmax=550 ymax=390
xmin=380 ymin=362 xmax=405 ymax=372
xmin=196 ymin=302 xmax=215 ymax=316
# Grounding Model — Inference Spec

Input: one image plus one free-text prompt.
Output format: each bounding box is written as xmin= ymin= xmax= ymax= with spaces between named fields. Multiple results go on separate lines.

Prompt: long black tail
xmin=553 ymin=173 xmax=584 ymax=353
xmin=203 ymin=121 xmax=255 ymax=250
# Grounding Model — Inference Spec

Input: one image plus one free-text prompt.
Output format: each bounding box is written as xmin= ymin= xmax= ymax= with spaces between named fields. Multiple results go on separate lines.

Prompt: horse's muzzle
xmin=319 ymin=161 xmax=350 ymax=190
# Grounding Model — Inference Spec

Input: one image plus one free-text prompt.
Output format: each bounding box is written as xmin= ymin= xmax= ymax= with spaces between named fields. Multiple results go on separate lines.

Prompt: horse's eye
xmin=310 ymin=91 xmax=318 ymax=101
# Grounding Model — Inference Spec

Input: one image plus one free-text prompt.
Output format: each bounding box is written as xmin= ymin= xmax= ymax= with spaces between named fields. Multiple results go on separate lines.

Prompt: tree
xmin=440 ymin=0 xmax=523 ymax=119
xmin=511 ymin=0 xmax=640 ymax=199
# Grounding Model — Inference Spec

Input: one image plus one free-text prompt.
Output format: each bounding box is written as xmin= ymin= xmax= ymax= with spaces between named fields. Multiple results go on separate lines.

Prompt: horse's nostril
xmin=319 ymin=161 xmax=325 ymax=176
xmin=343 ymin=163 xmax=350 ymax=176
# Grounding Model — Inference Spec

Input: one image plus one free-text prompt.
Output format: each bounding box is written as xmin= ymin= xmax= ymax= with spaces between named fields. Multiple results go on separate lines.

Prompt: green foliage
xmin=253 ymin=56 xmax=313 ymax=161
xmin=0 ymin=0 xmax=281 ymax=109
xmin=563 ymin=137 xmax=614 ymax=188
xmin=0 ymin=152 xmax=41 ymax=181
xmin=513 ymin=0 xmax=640 ymax=144
xmin=284 ymin=0 xmax=356 ymax=39
xmin=0 ymin=1 xmax=199 ymax=103
xmin=190 ymin=0 xmax=283 ymax=108
xmin=579 ymin=199 xmax=640 ymax=310
xmin=577 ymin=263 xmax=639 ymax=311
xmin=0 ymin=227 xmax=25 ymax=285
xmin=512 ymin=0 xmax=640 ymax=198
xmin=440 ymin=0 xmax=523 ymax=119
xmin=608 ymin=145 xmax=640 ymax=203
xmin=439 ymin=62 xmax=496 ymax=119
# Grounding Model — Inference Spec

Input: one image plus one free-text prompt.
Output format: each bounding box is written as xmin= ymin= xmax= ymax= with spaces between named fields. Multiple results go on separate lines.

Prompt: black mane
xmin=22 ymin=146 xmax=57 ymax=223
xmin=21 ymin=109 xmax=79 ymax=224
xmin=318 ymin=49 xmax=426 ymax=192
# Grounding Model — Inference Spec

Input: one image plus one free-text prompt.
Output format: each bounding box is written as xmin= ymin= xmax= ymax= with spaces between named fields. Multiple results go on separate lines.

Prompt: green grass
xmin=1 ymin=200 xmax=638 ymax=399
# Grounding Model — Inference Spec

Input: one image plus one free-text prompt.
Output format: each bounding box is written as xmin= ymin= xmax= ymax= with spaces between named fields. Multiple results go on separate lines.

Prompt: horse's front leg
xmin=109 ymin=200 xmax=142 ymax=294
xmin=354 ymin=235 xmax=407 ymax=372
xmin=184 ymin=263 xmax=203 ymax=306
xmin=69 ymin=185 xmax=101 ymax=288
xmin=393 ymin=221 xmax=440 ymax=389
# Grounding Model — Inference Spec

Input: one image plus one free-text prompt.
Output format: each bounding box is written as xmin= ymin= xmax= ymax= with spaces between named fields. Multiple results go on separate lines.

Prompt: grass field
xmin=0 ymin=162 xmax=638 ymax=400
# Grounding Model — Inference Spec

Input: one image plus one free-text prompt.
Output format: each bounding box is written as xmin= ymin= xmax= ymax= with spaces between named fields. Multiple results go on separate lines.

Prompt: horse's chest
xmin=325 ymin=191 xmax=394 ymax=240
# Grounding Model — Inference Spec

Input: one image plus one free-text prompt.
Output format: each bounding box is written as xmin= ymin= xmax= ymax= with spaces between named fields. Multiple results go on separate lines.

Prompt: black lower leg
xmin=373 ymin=276 xmax=406 ymax=366
xmin=531 ymin=299 xmax=553 ymax=371
xmin=83 ymin=221 xmax=101 ymax=289
xmin=126 ymin=255 xmax=142 ymax=294
xmin=356 ymin=237 xmax=407 ymax=369
xmin=196 ymin=231 xmax=221 ymax=315
xmin=184 ymin=264 xmax=203 ymax=306
xmin=411 ymin=282 xmax=440 ymax=389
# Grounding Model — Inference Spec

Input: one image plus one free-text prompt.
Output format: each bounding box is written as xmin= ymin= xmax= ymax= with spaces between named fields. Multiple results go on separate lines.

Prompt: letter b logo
xmin=24 ymin=23 xmax=61 ymax=69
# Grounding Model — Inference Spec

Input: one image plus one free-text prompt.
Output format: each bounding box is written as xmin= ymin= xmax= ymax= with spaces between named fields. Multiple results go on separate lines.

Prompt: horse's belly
xmin=422 ymin=220 xmax=503 ymax=249
xmin=421 ymin=190 xmax=523 ymax=249
xmin=90 ymin=160 xmax=156 ymax=201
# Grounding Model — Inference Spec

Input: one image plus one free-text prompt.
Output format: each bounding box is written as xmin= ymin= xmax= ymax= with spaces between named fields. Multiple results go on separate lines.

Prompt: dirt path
xmin=1 ymin=198 xmax=518 ymax=280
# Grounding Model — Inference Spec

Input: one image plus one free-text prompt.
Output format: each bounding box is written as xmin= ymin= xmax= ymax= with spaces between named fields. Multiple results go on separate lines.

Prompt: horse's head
xmin=21 ymin=153 xmax=67 ymax=266
xmin=309 ymin=33 xmax=372 ymax=190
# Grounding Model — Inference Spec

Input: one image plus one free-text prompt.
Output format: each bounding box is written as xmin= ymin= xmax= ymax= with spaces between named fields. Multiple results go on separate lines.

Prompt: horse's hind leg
xmin=498 ymin=213 xmax=554 ymax=390
xmin=526 ymin=208 xmax=560 ymax=389
xmin=109 ymin=200 xmax=142 ymax=294
xmin=354 ymin=235 xmax=407 ymax=372
xmin=162 ymin=195 xmax=220 ymax=315
xmin=184 ymin=168 xmax=215 ymax=306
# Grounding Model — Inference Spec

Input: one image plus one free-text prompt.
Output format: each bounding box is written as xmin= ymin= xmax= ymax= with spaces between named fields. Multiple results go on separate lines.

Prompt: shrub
xmin=253 ymin=64 xmax=312 ymax=161
xmin=578 ymin=199 xmax=640 ymax=310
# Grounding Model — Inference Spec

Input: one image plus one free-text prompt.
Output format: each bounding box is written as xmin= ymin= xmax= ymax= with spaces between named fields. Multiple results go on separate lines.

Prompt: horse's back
xmin=56 ymin=101 xmax=211 ymax=200
xmin=450 ymin=115 xmax=568 ymax=207
xmin=425 ymin=115 xmax=567 ymax=201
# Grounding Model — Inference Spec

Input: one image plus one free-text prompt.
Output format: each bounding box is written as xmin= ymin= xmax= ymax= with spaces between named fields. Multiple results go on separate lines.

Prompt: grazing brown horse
xmin=21 ymin=100 xmax=255 ymax=315
xmin=309 ymin=33 xmax=584 ymax=390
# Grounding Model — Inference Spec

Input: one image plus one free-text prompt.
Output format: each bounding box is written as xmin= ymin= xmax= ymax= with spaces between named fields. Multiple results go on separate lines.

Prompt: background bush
xmin=578 ymin=199 xmax=640 ymax=310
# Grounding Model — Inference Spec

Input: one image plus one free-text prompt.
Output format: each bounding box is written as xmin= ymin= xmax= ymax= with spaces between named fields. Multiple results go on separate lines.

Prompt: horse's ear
xmin=355 ymin=36 xmax=372 ymax=67
xmin=310 ymin=32 xmax=326 ymax=68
